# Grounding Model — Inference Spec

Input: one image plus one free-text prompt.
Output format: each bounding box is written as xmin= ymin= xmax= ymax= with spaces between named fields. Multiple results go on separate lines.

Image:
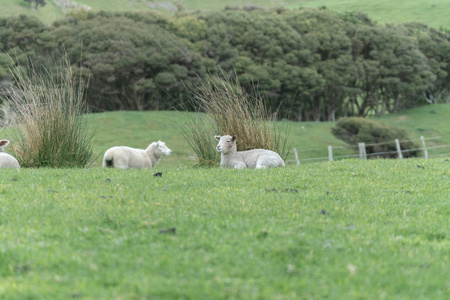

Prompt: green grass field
xmin=0 ymin=159 xmax=448 ymax=299
xmin=2 ymin=0 xmax=64 ymax=24
xmin=285 ymin=0 xmax=450 ymax=29
xmin=0 ymin=104 xmax=449 ymax=298
xmin=3 ymin=0 xmax=450 ymax=29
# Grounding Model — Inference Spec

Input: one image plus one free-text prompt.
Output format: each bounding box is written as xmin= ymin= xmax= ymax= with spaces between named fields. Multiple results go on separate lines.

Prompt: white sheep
xmin=0 ymin=139 xmax=20 ymax=168
xmin=102 ymin=140 xmax=171 ymax=169
xmin=215 ymin=135 xmax=285 ymax=169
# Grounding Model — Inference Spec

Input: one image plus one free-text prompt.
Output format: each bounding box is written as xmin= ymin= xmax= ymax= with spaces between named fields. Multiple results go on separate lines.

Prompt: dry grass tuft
xmin=0 ymin=54 xmax=95 ymax=168
xmin=179 ymin=74 xmax=289 ymax=166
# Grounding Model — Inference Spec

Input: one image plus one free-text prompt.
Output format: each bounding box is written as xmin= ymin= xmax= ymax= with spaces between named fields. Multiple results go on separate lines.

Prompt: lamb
xmin=102 ymin=140 xmax=171 ymax=169
xmin=215 ymin=135 xmax=285 ymax=169
xmin=0 ymin=139 xmax=20 ymax=168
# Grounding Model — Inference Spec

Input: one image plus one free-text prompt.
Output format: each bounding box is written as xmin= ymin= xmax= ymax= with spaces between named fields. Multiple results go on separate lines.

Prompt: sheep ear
xmin=0 ymin=139 xmax=10 ymax=147
xmin=231 ymin=136 xmax=236 ymax=142
xmin=214 ymin=135 xmax=221 ymax=141
xmin=156 ymin=141 xmax=160 ymax=147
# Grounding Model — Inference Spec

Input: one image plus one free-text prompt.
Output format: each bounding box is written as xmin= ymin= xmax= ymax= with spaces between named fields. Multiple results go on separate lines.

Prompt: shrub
xmin=179 ymin=75 xmax=290 ymax=166
xmin=0 ymin=55 xmax=96 ymax=168
xmin=331 ymin=117 xmax=417 ymax=158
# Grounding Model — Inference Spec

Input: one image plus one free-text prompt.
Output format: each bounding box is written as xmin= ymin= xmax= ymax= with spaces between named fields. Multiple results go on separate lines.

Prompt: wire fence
xmin=288 ymin=135 xmax=450 ymax=165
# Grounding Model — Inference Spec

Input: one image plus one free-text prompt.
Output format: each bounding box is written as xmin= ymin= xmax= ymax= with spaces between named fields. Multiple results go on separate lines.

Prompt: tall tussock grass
xmin=0 ymin=56 xmax=95 ymax=168
xmin=179 ymin=75 xmax=290 ymax=166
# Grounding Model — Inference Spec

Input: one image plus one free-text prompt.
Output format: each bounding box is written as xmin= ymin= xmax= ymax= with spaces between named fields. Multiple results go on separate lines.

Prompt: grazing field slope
xmin=285 ymin=0 xmax=450 ymax=29
xmin=0 ymin=159 xmax=448 ymax=298
xmin=2 ymin=0 xmax=450 ymax=29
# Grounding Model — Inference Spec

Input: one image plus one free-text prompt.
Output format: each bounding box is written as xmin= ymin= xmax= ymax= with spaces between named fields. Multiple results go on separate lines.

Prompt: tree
xmin=403 ymin=22 xmax=450 ymax=104
xmin=282 ymin=8 xmax=357 ymax=121
xmin=0 ymin=15 xmax=47 ymax=93
xmin=49 ymin=12 xmax=205 ymax=111
xmin=347 ymin=23 xmax=435 ymax=115
xmin=167 ymin=10 xmax=314 ymax=118
xmin=1 ymin=8 xmax=446 ymax=118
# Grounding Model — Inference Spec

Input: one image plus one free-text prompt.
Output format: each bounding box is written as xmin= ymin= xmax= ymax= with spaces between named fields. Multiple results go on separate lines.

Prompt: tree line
xmin=1 ymin=7 xmax=450 ymax=121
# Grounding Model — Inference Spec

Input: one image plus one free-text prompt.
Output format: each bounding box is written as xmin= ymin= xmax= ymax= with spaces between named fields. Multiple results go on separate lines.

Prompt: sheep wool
xmin=102 ymin=141 xmax=171 ymax=169
xmin=0 ymin=139 xmax=20 ymax=168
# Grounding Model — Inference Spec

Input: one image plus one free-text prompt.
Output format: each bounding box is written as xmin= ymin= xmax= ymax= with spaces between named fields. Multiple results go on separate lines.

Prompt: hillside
xmin=2 ymin=0 xmax=450 ymax=29
xmin=89 ymin=104 xmax=450 ymax=168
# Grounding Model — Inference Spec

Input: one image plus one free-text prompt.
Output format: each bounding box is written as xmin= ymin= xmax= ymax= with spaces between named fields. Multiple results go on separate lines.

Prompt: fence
xmin=290 ymin=136 xmax=450 ymax=165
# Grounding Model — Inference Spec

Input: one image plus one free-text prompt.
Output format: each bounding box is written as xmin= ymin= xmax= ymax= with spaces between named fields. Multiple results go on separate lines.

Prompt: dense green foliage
xmin=1 ymin=7 xmax=450 ymax=120
xmin=0 ymin=159 xmax=448 ymax=298
xmin=332 ymin=117 xmax=416 ymax=158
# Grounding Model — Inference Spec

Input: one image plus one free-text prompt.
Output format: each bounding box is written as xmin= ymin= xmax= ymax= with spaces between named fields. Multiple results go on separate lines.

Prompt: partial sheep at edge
xmin=0 ymin=139 xmax=20 ymax=168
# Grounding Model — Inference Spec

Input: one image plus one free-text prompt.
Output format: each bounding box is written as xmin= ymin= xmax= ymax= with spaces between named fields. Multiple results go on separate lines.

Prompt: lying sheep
xmin=102 ymin=141 xmax=171 ymax=169
xmin=215 ymin=135 xmax=285 ymax=169
xmin=0 ymin=139 xmax=20 ymax=168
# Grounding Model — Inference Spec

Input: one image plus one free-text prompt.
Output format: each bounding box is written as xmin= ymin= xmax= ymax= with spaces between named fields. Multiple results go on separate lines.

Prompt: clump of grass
xmin=0 ymin=55 xmax=95 ymax=168
xmin=178 ymin=111 xmax=219 ymax=166
xmin=179 ymin=74 xmax=289 ymax=166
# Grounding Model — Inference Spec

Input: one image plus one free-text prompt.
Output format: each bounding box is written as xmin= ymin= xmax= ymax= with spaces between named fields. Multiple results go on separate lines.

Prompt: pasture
xmin=0 ymin=102 xmax=449 ymax=298
xmin=2 ymin=0 xmax=450 ymax=29
xmin=1 ymin=0 xmax=450 ymax=297
xmin=0 ymin=158 xmax=448 ymax=299
xmin=90 ymin=105 xmax=450 ymax=168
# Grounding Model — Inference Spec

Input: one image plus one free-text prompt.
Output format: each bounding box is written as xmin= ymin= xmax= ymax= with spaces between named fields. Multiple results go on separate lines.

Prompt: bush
xmin=0 ymin=55 xmax=96 ymax=168
xmin=179 ymin=75 xmax=290 ymax=166
xmin=331 ymin=117 xmax=417 ymax=158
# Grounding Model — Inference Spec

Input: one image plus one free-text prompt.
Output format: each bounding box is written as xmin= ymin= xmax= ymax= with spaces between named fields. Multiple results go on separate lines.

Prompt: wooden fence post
xmin=395 ymin=139 xmax=403 ymax=159
xmin=293 ymin=148 xmax=300 ymax=165
xmin=420 ymin=136 xmax=428 ymax=159
xmin=358 ymin=143 xmax=367 ymax=159
xmin=328 ymin=146 xmax=333 ymax=161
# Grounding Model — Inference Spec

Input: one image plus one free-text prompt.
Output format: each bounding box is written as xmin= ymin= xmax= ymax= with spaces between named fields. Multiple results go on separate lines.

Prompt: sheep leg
xmin=234 ymin=162 xmax=247 ymax=169
xmin=256 ymin=156 xmax=273 ymax=169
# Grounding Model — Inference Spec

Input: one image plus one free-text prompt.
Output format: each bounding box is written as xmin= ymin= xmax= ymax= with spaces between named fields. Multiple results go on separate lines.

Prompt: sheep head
xmin=154 ymin=141 xmax=172 ymax=157
xmin=215 ymin=135 xmax=236 ymax=154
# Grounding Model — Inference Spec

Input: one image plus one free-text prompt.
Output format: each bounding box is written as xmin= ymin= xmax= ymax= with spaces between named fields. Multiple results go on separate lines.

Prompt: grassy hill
xmin=89 ymin=104 xmax=450 ymax=168
xmin=2 ymin=0 xmax=450 ymax=29
xmin=287 ymin=0 xmax=450 ymax=29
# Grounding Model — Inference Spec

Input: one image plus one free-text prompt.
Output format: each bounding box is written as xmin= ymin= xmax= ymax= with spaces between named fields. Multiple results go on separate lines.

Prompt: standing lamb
xmin=215 ymin=135 xmax=285 ymax=169
xmin=0 ymin=139 xmax=20 ymax=168
xmin=102 ymin=140 xmax=171 ymax=169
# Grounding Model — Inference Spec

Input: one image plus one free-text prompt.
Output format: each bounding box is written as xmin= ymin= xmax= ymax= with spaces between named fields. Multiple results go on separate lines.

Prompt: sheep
xmin=102 ymin=140 xmax=171 ymax=169
xmin=215 ymin=135 xmax=285 ymax=169
xmin=0 ymin=139 xmax=20 ymax=168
